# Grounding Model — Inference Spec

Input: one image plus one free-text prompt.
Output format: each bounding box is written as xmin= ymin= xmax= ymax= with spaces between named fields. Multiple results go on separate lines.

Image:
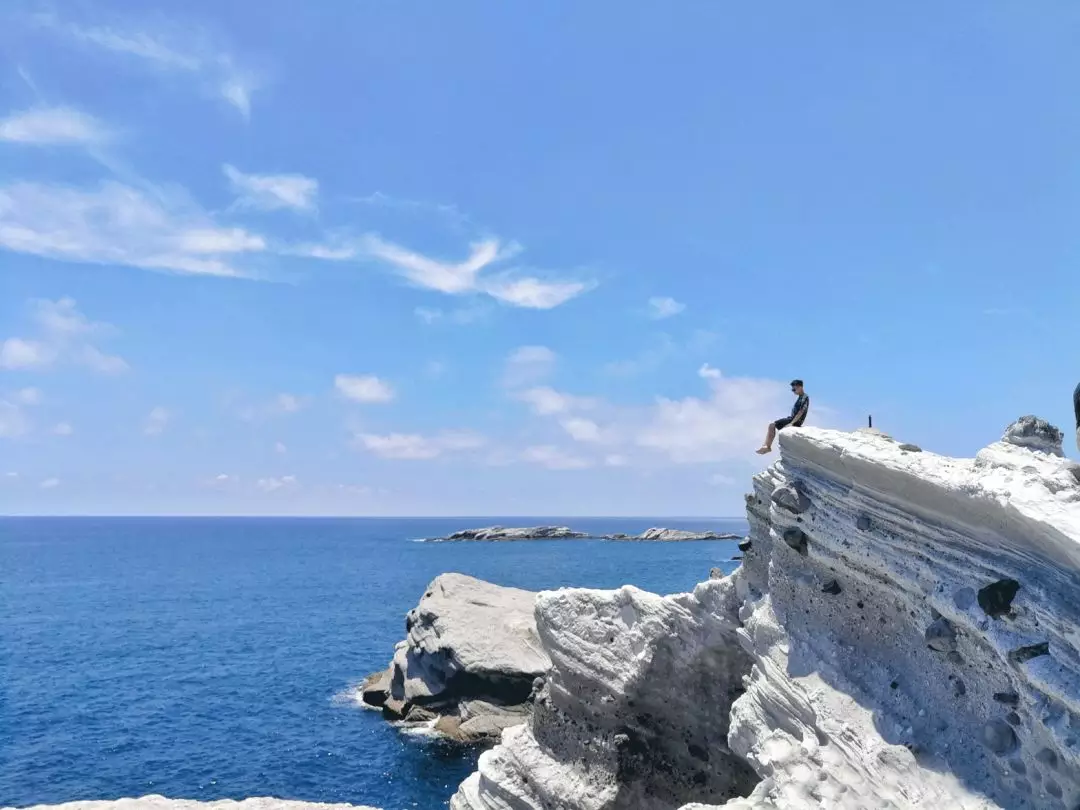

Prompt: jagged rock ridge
xmin=451 ymin=418 xmax=1080 ymax=809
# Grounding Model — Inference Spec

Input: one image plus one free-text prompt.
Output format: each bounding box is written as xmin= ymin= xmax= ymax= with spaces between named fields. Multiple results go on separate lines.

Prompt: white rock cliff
xmin=451 ymin=422 xmax=1080 ymax=809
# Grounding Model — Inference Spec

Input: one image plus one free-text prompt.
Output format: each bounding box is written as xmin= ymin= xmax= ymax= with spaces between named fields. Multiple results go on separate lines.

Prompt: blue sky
xmin=2 ymin=2 xmax=1079 ymax=516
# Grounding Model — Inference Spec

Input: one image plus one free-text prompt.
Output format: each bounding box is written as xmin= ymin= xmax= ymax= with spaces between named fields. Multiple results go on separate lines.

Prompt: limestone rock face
xmin=451 ymin=420 xmax=1080 ymax=810
xmin=365 ymin=573 xmax=550 ymax=742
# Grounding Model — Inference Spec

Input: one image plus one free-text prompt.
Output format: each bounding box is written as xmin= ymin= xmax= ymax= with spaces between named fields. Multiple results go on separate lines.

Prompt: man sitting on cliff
xmin=756 ymin=379 xmax=810 ymax=455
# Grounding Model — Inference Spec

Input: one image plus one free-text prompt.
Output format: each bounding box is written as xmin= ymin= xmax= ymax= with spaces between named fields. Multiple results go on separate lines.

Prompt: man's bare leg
xmin=756 ymin=423 xmax=777 ymax=454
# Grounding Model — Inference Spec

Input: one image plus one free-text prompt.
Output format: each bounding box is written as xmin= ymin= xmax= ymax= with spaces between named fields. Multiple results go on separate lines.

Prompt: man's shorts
xmin=773 ymin=417 xmax=798 ymax=430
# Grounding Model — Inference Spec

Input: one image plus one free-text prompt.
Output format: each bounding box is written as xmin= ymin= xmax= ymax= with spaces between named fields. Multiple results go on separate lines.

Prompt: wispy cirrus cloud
xmin=646 ymin=296 xmax=686 ymax=320
xmin=0 ymin=180 xmax=264 ymax=277
xmin=34 ymin=12 xmax=259 ymax=118
xmin=334 ymin=374 xmax=395 ymax=404
xmin=0 ymin=298 xmax=128 ymax=374
xmin=142 ymin=406 xmax=170 ymax=436
xmin=352 ymin=430 xmax=485 ymax=460
xmin=360 ymin=235 xmax=594 ymax=310
xmin=0 ymin=106 xmax=110 ymax=145
xmin=224 ymin=165 xmax=318 ymax=212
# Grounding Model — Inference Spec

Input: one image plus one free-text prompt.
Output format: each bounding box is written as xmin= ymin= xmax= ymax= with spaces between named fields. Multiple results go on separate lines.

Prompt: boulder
xmin=365 ymin=573 xmax=549 ymax=743
xmin=360 ymin=668 xmax=391 ymax=707
xmin=1002 ymin=415 xmax=1064 ymax=457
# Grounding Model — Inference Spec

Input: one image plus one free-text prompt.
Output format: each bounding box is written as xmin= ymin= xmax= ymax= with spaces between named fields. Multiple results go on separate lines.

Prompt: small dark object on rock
xmin=890 ymin=681 xmax=899 ymax=690
xmin=856 ymin=515 xmax=872 ymax=531
xmin=731 ymin=555 xmax=743 ymax=561
xmin=772 ymin=485 xmax=811 ymax=514
xmin=954 ymin=679 xmax=967 ymax=697
xmin=978 ymin=579 xmax=1021 ymax=618
xmin=994 ymin=691 xmax=1020 ymax=706
xmin=822 ymin=579 xmax=842 ymax=595
xmin=1009 ymin=642 xmax=1050 ymax=664
xmin=1006 ymin=712 xmax=1022 ymax=726
xmin=738 ymin=538 xmax=752 ymax=552
xmin=709 ymin=567 xmax=725 ymax=580
xmin=898 ymin=443 xmax=922 ymax=452
xmin=782 ymin=528 xmax=809 ymax=555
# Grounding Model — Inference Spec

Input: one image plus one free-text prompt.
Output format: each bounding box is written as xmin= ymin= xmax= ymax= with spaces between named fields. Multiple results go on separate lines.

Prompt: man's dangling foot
xmin=756 ymin=446 xmax=771 ymax=455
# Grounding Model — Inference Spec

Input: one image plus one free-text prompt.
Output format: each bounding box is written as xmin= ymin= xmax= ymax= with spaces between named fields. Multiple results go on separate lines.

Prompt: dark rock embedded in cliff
xmin=978 ymin=578 xmax=1021 ymax=618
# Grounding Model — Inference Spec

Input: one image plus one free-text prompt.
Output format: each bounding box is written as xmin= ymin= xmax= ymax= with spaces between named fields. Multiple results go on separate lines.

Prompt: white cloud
xmin=560 ymin=417 xmax=603 ymax=443
xmin=0 ymin=106 xmax=108 ymax=145
xmin=335 ymin=374 xmax=395 ymax=404
xmin=233 ymin=392 xmax=308 ymax=421
xmin=14 ymin=387 xmax=42 ymax=405
xmin=39 ymin=477 xmax=60 ymax=489
xmin=1 ymin=299 xmax=128 ymax=374
xmin=698 ymin=363 xmax=722 ymax=380
xmin=365 ymin=236 xmax=501 ymax=295
xmin=52 ymin=422 xmax=74 ymax=436
xmin=143 ymin=406 xmax=170 ymax=436
xmin=481 ymin=275 xmax=592 ymax=310
xmin=43 ymin=15 xmax=258 ymax=117
xmin=0 ymin=181 xmax=263 ymax=277
xmin=257 ymin=475 xmax=298 ymax=492
xmin=503 ymin=345 xmax=556 ymax=387
xmin=353 ymin=430 xmax=485 ymax=460
xmin=0 ymin=338 xmax=55 ymax=370
xmin=223 ymin=165 xmax=318 ymax=212
xmin=274 ymin=394 xmax=304 ymax=414
xmin=361 ymin=235 xmax=592 ymax=309
xmin=522 ymin=445 xmax=592 ymax=470
xmin=514 ymin=386 xmax=594 ymax=416
xmin=647 ymin=296 xmax=686 ymax=320
xmin=4 ymin=471 xmax=17 ymax=479
xmin=636 ymin=370 xmax=791 ymax=463
xmin=78 ymin=345 xmax=129 ymax=375
xmin=274 ymin=441 xmax=287 ymax=454
xmin=605 ymin=454 xmax=628 ymax=467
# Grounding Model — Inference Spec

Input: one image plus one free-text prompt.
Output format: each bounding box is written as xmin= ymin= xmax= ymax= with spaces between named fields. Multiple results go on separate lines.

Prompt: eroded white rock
xmin=451 ymin=422 xmax=1080 ymax=810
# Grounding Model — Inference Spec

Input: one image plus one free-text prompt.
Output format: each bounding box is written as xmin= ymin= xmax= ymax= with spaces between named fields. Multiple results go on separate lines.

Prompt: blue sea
xmin=0 ymin=517 xmax=746 ymax=810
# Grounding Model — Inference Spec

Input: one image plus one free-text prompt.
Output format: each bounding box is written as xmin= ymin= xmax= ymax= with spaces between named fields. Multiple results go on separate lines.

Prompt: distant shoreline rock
xmin=424 ymin=525 xmax=744 ymax=542
xmin=426 ymin=526 xmax=589 ymax=542
xmin=603 ymin=527 xmax=744 ymax=542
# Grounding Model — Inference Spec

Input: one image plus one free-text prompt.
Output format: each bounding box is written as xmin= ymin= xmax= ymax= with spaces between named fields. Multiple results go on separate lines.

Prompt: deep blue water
xmin=0 ymin=517 xmax=746 ymax=809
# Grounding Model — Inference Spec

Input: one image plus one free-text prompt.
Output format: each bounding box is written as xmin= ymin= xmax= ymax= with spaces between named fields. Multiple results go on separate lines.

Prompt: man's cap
xmin=790 ymin=379 xmax=804 ymax=387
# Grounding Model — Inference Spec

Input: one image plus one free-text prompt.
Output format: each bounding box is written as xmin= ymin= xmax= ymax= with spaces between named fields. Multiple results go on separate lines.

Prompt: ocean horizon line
xmin=0 ymin=513 xmax=748 ymax=521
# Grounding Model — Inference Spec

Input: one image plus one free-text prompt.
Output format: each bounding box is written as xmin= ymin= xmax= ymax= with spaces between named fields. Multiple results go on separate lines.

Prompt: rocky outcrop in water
xmin=451 ymin=418 xmax=1080 ymax=809
xmin=427 ymin=526 xmax=590 ymax=542
xmin=428 ymin=526 xmax=743 ymax=542
xmin=362 ymin=573 xmax=550 ymax=743
xmin=604 ymin=528 xmax=743 ymax=542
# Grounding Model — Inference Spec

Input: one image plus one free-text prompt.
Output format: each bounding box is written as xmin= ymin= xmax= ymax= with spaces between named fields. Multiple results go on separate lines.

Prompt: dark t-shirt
xmin=1074 ymin=382 xmax=1080 ymax=428
xmin=791 ymin=394 xmax=810 ymax=425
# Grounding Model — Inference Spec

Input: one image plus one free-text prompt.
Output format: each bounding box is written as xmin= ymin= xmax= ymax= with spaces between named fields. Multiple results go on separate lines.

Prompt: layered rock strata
xmin=362 ymin=573 xmax=550 ymax=743
xmin=451 ymin=420 xmax=1080 ymax=809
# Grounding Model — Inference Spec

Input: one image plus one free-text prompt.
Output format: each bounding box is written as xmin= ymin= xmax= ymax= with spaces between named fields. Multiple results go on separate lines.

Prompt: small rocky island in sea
xmin=424 ymin=525 xmax=744 ymax=542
